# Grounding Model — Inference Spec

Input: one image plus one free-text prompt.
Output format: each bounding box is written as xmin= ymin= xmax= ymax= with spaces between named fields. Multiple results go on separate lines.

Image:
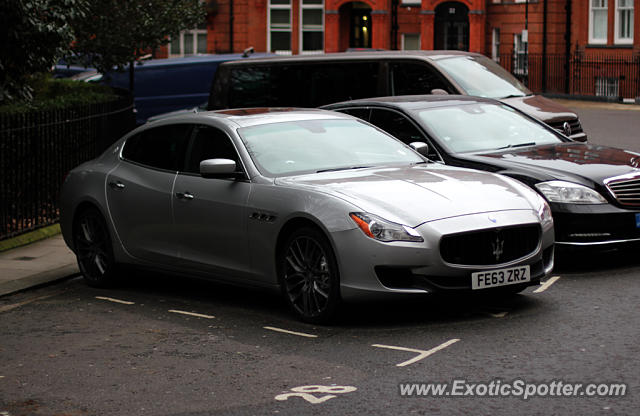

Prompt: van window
xmin=227 ymin=62 xmax=380 ymax=108
xmin=229 ymin=65 xmax=301 ymax=108
xmin=306 ymin=63 xmax=379 ymax=106
xmin=390 ymin=62 xmax=452 ymax=95
xmin=122 ymin=124 xmax=191 ymax=171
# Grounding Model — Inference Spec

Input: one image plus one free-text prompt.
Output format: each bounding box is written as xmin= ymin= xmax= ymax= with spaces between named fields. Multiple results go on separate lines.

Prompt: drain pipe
xmin=542 ymin=0 xmax=548 ymax=92
xmin=229 ymin=0 xmax=234 ymax=53
xmin=564 ymin=0 xmax=572 ymax=94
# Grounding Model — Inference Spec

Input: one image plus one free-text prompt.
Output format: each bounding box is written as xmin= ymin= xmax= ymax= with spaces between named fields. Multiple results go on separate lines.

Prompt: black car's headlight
xmin=350 ymin=212 xmax=424 ymax=243
xmin=535 ymin=181 xmax=607 ymax=204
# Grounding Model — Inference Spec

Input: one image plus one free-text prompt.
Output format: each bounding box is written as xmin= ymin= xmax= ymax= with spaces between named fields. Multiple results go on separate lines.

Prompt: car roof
xmin=323 ymin=94 xmax=501 ymax=111
xmin=149 ymin=107 xmax=355 ymax=129
xmin=219 ymin=50 xmax=481 ymax=66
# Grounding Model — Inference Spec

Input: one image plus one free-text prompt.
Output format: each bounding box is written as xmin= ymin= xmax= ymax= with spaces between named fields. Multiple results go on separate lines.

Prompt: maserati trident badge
xmin=492 ymin=233 xmax=505 ymax=262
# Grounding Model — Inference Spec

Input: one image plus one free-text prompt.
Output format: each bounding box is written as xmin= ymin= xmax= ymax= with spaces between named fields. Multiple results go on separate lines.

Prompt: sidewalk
xmin=0 ymin=234 xmax=79 ymax=297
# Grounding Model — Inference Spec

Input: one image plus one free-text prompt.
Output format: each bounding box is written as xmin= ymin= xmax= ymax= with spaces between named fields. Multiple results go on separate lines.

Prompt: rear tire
xmin=279 ymin=227 xmax=341 ymax=324
xmin=72 ymin=207 xmax=118 ymax=288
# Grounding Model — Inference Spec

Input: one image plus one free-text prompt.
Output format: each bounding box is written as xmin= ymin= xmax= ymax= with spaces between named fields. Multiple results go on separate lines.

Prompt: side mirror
xmin=410 ymin=142 xmax=430 ymax=158
xmin=200 ymin=159 xmax=243 ymax=179
xmin=431 ymin=88 xmax=449 ymax=95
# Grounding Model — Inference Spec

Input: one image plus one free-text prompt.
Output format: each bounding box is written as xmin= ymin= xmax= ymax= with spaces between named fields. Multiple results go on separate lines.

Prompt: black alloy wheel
xmin=73 ymin=207 xmax=117 ymax=287
xmin=280 ymin=227 xmax=341 ymax=323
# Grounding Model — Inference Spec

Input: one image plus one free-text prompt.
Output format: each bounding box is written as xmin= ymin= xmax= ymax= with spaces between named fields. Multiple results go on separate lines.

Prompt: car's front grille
xmin=548 ymin=118 xmax=583 ymax=136
xmin=605 ymin=174 xmax=640 ymax=207
xmin=440 ymin=225 xmax=540 ymax=266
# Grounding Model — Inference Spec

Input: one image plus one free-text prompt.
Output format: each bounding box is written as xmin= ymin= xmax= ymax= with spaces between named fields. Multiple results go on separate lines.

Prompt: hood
xmin=276 ymin=165 xmax=536 ymax=227
xmin=468 ymin=142 xmax=640 ymax=185
xmin=501 ymin=95 xmax=577 ymax=124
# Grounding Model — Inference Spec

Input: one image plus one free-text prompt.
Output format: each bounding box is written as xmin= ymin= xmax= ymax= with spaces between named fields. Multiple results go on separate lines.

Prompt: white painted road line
xmin=95 ymin=296 xmax=135 ymax=305
xmin=168 ymin=310 xmax=215 ymax=319
xmin=487 ymin=311 xmax=508 ymax=318
xmin=373 ymin=339 xmax=460 ymax=367
xmin=533 ymin=276 xmax=561 ymax=293
xmin=264 ymin=326 xmax=318 ymax=338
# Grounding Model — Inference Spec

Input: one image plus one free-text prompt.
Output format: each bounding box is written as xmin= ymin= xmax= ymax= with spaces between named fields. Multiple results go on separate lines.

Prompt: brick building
xmin=159 ymin=0 xmax=638 ymax=99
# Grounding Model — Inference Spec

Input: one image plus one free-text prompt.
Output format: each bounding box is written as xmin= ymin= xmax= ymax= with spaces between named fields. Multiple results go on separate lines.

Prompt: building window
xmin=491 ymin=28 xmax=500 ymax=62
xmin=300 ymin=0 xmax=324 ymax=54
xmin=401 ymin=0 xmax=421 ymax=5
xmin=513 ymin=32 xmax=527 ymax=76
xmin=169 ymin=25 xmax=208 ymax=57
xmin=615 ymin=0 xmax=634 ymax=43
xmin=269 ymin=0 xmax=292 ymax=54
xmin=589 ymin=0 xmax=608 ymax=44
xmin=402 ymin=33 xmax=421 ymax=50
xmin=596 ymin=77 xmax=619 ymax=97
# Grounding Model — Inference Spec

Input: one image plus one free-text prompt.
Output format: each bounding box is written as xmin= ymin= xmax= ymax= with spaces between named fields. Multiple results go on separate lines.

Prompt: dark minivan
xmin=207 ymin=51 xmax=586 ymax=141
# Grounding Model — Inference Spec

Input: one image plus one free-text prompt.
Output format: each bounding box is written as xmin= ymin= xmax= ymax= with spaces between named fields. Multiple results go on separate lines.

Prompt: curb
xmin=0 ymin=263 xmax=80 ymax=298
xmin=0 ymin=224 xmax=62 ymax=253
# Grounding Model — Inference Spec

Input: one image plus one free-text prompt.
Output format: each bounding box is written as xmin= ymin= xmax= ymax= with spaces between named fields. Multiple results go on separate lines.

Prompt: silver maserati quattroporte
xmin=60 ymin=108 xmax=554 ymax=322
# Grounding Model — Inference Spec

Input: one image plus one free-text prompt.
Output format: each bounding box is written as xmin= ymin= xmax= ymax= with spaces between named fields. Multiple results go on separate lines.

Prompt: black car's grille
xmin=548 ymin=118 xmax=583 ymax=136
xmin=440 ymin=225 xmax=540 ymax=266
xmin=606 ymin=174 xmax=640 ymax=207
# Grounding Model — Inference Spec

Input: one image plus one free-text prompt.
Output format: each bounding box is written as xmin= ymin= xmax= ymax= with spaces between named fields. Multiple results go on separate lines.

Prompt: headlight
xmin=535 ymin=181 xmax=607 ymax=204
xmin=349 ymin=212 xmax=424 ymax=243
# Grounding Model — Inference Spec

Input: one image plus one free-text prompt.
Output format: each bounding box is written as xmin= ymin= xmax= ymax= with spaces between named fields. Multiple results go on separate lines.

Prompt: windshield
xmin=417 ymin=103 xmax=563 ymax=153
xmin=238 ymin=119 xmax=424 ymax=176
xmin=435 ymin=55 xmax=531 ymax=99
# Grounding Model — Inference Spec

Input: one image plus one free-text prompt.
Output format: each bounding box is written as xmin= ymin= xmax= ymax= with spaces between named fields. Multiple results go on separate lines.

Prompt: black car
xmin=322 ymin=95 xmax=640 ymax=249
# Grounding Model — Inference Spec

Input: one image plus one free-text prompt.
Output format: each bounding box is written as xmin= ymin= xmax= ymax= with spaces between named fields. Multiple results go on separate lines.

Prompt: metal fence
xmin=0 ymin=96 xmax=135 ymax=240
xmin=494 ymin=52 xmax=640 ymax=100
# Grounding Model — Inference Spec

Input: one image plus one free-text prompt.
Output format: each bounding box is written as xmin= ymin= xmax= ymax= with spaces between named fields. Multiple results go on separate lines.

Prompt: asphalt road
xmin=1 ymin=103 xmax=639 ymax=416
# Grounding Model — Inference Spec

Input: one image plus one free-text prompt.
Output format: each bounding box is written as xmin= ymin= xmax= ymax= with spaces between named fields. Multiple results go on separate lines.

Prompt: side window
xmin=184 ymin=126 xmax=241 ymax=174
xmin=369 ymin=109 xmax=442 ymax=162
xmin=122 ymin=124 xmax=190 ymax=171
xmin=307 ymin=62 xmax=380 ymax=106
xmin=229 ymin=65 xmax=301 ymax=107
xmin=338 ymin=108 xmax=371 ymax=121
xmin=390 ymin=62 xmax=452 ymax=95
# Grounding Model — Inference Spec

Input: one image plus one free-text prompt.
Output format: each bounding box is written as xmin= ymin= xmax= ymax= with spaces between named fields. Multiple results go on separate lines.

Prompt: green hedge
xmin=0 ymin=75 xmax=118 ymax=115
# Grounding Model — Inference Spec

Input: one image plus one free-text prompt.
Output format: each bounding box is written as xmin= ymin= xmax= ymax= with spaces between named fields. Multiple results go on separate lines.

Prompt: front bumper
xmin=551 ymin=202 xmax=640 ymax=246
xmin=331 ymin=210 xmax=554 ymax=300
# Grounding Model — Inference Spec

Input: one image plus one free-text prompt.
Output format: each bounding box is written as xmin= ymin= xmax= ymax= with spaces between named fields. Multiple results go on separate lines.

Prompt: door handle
xmin=109 ymin=181 xmax=125 ymax=190
xmin=175 ymin=191 xmax=194 ymax=200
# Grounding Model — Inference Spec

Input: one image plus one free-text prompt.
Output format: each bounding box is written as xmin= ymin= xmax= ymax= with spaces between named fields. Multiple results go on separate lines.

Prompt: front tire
xmin=72 ymin=207 xmax=118 ymax=288
xmin=279 ymin=227 xmax=341 ymax=324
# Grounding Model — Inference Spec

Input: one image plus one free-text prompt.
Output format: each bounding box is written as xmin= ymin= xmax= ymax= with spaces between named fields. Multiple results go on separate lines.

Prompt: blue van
xmin=59 ymin=52 xmax=270 ymax=124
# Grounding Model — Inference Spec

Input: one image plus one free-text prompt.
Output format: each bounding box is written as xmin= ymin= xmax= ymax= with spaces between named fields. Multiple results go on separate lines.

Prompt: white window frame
xmin=268 ymin=0 xmax=292 ymax=55
xmin=299 ymin=0 xmax=324 ymax=54
xmin=492 ymin=27 xmax=500 ymax=62
xmin=589 ymin=0 xmax=609 ymax=44
xmin=401 ymin=33 xmax=421 ymax=50
xmin=168 ymin=28 xmax=208 ymax=57
xmin=513 ymin=32 xmax=527 ymax=76
xmin=614 ymin=0 xmax=634 ymax=44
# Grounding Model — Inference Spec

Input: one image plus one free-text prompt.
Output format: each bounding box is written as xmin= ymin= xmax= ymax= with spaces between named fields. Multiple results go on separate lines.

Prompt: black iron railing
xmin=0 ymin=96 xmax=135 ymax=240
xmin=493 ymin=52 xmax=640 ymax=100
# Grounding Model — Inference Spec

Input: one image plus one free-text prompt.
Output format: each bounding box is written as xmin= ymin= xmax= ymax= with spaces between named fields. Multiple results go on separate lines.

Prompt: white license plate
xmin=472 ymin=265 xmax=530 ymax=290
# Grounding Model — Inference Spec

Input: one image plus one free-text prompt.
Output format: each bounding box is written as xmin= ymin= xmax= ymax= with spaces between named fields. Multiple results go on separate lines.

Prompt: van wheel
xmin=279 ymin=227 xmax=341 ymax=324
xmin=73 ymin=207 xmax=118 ymax=287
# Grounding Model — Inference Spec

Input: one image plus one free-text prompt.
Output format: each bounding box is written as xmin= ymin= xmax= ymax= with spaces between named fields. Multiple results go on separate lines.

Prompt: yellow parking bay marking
xmin=264 ymin=326 xmax=318 ymax=338
xmin=95 ymin=296 xmax=135 ymax=305
xmin=533 ymin=276 xmax=561 ymax=293
xmin=168 ymin=310 xmax=215 ymax=319
xmin=373 ymin=339 xmax=460 ymax=367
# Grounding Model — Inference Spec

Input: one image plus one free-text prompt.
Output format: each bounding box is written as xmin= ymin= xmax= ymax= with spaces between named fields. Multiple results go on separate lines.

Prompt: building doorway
xmin=434 ymin=2 xmax=469 ymax=51
xmin=339 ymin=2 xmax=372 ymax=50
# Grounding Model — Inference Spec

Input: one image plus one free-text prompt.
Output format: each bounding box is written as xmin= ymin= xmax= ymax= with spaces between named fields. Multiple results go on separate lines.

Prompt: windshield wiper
xmin=316 ymin=165 xmax=372 ymax=173
xmin=501 ymin=94 xmax=527 ymax=99
xmin=495 ymin=142 xmax=536 ymax=150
